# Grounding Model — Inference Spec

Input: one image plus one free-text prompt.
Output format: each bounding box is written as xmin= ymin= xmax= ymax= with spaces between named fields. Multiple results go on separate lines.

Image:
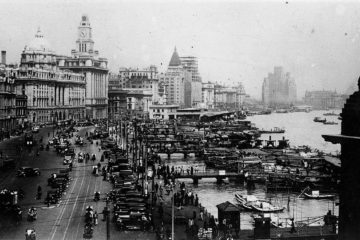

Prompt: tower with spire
xmin=57 ymin=14 xmax=109 ymax=120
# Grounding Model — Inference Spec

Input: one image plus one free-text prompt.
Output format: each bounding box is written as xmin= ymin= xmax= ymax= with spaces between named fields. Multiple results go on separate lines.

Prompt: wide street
xmin=0 ymin=126 xmax=113 ymax=240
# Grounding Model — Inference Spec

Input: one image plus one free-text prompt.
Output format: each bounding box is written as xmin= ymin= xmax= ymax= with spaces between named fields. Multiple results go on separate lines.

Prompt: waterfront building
xmin=0 ymin=54 xmax=18 ymax=139
xmin=108 ymin=67 xmax=157 ymax=119
xmin=304 ymin=90 xmax=347 ymax=110
xmin=202 ymin=82 xmax=215 ymax=109
xmin=180 ymin=55 xmax=203 ymax=107
xmin=58 ymin=15 xmax=108 ymax=119
xmin=17 ymin=29 xmax=86 ymax=124
xmin=262 ymin=66 xmax=297 ymax=108
xmin=149 ymin=104 xmax=179 ymax=120
xmin=213 ymin=83 xmax=246 ymax=110
xmin=161 ymin=48 xmax=186 ymax=106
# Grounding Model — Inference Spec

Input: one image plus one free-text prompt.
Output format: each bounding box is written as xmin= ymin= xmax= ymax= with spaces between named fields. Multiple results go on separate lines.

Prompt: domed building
xmin=17 ymin=28 xmax=86 ymax=124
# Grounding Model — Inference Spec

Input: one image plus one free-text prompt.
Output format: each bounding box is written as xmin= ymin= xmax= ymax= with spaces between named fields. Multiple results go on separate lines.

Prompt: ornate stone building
xmin=0 ymin=61 xmax=17 ymax=139
xmin=58 ymin=15 xmax=109 ymax=119
xmin=304 ymin=90 xmax=347 ymax=110
xmin=17 ymin=28 xmax=86 ymax=124
xmin=108 ymin=66 xmax=158 ymax=119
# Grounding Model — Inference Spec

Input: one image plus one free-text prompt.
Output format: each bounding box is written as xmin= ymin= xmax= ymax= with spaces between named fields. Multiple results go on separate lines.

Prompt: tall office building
xmin=180 ymin=56 xmax=202 ymax=107
xmin=161 ymin=48 xmax=186 ymax=106
xmin=262 ymin=66 xmax=297 ymax=107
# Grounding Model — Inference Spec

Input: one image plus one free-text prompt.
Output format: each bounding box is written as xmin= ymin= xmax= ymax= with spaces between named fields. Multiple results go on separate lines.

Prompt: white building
xmin=17 ymin=28 xmax=86 ymax=123
xmin=149 ymin=104 xmax=179 ymax=120
xmin=202 ymin=82 xmax=215 ymax=109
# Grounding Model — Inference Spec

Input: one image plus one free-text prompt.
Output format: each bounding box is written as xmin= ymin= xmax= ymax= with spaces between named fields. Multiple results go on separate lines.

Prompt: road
xmin=0 ymin=126 xmax=112 ymax=240
xmin=0 ymin=125 xmax=156 ymax=240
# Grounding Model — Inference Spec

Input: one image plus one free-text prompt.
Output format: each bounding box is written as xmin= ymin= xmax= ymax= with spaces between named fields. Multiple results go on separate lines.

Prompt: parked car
xmin=63 ymin=155 xmax=73 ymax=165
xmin=17 ymin=167 xmax=40 ymax=177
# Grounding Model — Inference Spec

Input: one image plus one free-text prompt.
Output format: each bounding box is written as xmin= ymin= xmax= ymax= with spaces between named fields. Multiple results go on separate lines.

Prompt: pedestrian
xmin=102 ymin=207 xmax=108 ymax=221
xmin=94 ymin=211 xmax=98 ymax=225
xmin=194 ymin=194 xmax=199 ymax=207
xmin=155 ymin=182 xmax=159 ymax=193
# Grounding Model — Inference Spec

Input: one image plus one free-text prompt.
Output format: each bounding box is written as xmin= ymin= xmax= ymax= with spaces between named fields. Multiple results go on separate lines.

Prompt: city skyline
xmin=1 ymin=0 xmax=360 ymax=99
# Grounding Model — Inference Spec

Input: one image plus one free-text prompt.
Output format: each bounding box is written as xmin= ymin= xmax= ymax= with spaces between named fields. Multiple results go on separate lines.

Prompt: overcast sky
xmin=1 ymin=0 xmax=360 ymax=99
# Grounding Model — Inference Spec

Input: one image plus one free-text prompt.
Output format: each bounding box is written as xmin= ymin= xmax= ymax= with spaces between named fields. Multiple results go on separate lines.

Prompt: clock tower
xmin=76 ymin=15 xmax=94 ymax=55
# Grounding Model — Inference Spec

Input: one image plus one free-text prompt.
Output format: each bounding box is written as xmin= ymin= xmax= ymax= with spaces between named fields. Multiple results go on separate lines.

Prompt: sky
xmin=1 ymin=0 xmax=360 ymax=99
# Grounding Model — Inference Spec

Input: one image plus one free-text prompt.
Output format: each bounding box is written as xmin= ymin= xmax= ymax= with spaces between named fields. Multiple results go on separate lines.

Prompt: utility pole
xmin=172 ymin=192 xmax=174 ymax=240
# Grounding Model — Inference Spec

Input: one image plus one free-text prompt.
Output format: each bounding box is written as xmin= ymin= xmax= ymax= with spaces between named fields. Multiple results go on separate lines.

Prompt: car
xmin=17 ymin=167 xmax=40 ymax=177
xmin=32 ymin=126 xmax=40 ymax=133
xmin=63 ymin=155 xmax=73 ymax=165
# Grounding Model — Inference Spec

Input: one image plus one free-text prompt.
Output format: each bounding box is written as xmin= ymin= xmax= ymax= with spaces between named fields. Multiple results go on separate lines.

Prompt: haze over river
xmin=161 ymin=110 xmax=341 ymax=229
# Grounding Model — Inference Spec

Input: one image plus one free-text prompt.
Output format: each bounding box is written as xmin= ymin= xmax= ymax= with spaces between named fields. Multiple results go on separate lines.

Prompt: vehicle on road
xmin=27 ymin=207 xmax=37 ymax=221
xmin=32 ymin=126 xmax=40 ymax=133
xmin=63 ymin=155 xmax=73 ymax=165
xmin=17 ymin=167 xmax=40 ymax=177
xmin=25 ymin=228 xmax=36 ymax=240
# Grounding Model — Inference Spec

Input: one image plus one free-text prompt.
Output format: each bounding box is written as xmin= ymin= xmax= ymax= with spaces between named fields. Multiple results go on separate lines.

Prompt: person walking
xmin=93 ymin=211 xmax=98 ymax=225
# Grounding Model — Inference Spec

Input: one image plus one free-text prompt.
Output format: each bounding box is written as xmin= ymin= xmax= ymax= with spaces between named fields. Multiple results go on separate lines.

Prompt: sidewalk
xmin=151 ymin=170 xmax=215 ymax=240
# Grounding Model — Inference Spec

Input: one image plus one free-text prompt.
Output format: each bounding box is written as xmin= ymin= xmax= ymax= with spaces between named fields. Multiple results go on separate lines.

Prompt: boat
xmin=313 ymin=117 xmax=326 ymax=123
xmin=235 ymin=194 xmax=285 ymax=213
xmin=235 ymin=194 xmax=256 ymax=210
xmin=275 ymin=109 xmax=289 ymax=113
xmin=323 ymin=121 xmax=338 ymax=125
xmin=323 ymin=112 xmax=339 ymax=116
xmin=259 ymin=127 xmax=285 ymax=134
xmin=251 ymin=202 xmax=286 ymax=213
xmin=303 ymin=191 xmax=335 ymax=199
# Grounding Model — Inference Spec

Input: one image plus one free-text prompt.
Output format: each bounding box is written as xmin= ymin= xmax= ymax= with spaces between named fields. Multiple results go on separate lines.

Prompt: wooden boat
xmin=323 ymin=112 xmax=339 ymax=116
xmin=313 ymin=117 xmax=326 ymax=123
xmin=235 ymin=194 xmax=284 ymax=213
xmin=303 ymin=191 xmax=335 ymax=199
xmin=251 ymin=203 xmax=285 ymax=213
xmin=323 ymin=121 xmax=338 ymax=125
xmin=235 ymin=194 xmax=255 ymax=210
xmin=259 ymin=127 xmax=285 ymax=134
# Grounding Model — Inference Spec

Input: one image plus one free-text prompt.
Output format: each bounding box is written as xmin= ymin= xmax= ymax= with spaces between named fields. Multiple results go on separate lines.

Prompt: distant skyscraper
xmin=180 ymin=56 xmax=202 ymax=107
xmin=162 ymin=47 xmax=186 ymax=106
xmin=262 ymin=66 xmax=297 ymax=107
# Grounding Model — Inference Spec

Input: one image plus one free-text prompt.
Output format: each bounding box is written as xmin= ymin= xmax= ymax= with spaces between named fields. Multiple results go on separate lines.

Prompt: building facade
xmin=262 ymin=66 xmax=297 ymax=108
xmin=304 ymin=90 xmax=347 ymax=110
xmin=58 ymin=15 xmax=108 ymax=119
xmin=201 ymin=82 xmax=215 ymax=109
xmin=17 ymin=29 xmax=86 ymax=124
xmin=108 ymin=66 xmax=158 ymax=119
xmin=213 ymin=83 xmax=246 ymax=110
xmin=149 ymin=104 xmax=179 ymax=120
xmin=161 ymin=48 xmax=186 ymax=106
xmin=180 ymin=55 xmax=203 ymax=107
xmin=0 ymin=60 xmax=17 ymax=139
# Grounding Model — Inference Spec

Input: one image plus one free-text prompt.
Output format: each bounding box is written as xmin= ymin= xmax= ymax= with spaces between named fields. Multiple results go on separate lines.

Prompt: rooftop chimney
xmin=1 ymin=51 xmax=6 ymax=65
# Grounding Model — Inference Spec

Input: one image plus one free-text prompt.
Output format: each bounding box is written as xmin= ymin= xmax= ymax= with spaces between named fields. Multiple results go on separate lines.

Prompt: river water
xmin=160 ymin=110 xmax=341 ymax=229
xmin=248 ymin=110 xmax=341 ymax=154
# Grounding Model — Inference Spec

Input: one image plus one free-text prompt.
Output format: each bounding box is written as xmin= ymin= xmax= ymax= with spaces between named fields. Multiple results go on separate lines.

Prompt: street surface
xmin=0 ymin=126 xmax=155 ymax=240
xmin=0 ymin=126 xmax=112 ymax=240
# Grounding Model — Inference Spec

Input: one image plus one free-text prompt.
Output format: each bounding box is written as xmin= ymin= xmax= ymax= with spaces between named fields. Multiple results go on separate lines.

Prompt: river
xmin=248 ymin=110 xmax=341 ymax=154
xmin=160 ymin=110 xmax=341 ymax=229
